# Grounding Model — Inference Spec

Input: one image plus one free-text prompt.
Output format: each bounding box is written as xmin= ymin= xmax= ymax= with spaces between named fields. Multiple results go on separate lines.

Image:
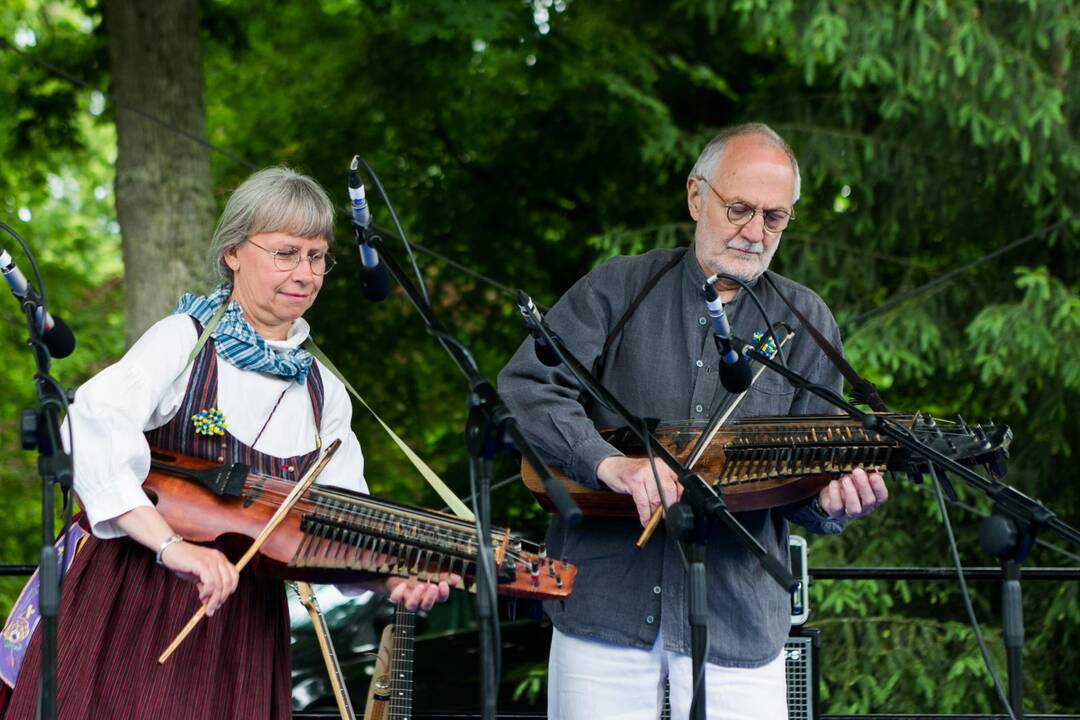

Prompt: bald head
xmin=687 ymin=127 xmax=798 ymax=286
xmin=690 ymin=123 xmax=801 ymax=206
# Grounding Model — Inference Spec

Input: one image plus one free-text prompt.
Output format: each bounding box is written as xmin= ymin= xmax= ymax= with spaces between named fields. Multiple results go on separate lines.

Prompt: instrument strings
xmin=644 ymin=415 xmax=980 ymax=441
xmin=230 ymin=477 xmax=535 ymax=568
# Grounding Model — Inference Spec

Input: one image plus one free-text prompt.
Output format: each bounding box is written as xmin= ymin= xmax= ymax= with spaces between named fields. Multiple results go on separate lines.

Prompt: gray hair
xmin=689 ymin=123 xmax=801 ymax=205
xmin=210 ymin=167 xmax=335 ymax=282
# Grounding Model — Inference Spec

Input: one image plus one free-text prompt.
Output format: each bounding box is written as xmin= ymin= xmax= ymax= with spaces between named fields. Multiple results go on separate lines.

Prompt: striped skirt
xmin=1 ymin=536 xmax=292 ymax=719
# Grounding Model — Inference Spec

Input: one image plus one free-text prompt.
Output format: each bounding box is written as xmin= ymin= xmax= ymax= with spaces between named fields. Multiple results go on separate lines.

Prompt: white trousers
xmin=548 ymin=627 xmax=788 ymax=720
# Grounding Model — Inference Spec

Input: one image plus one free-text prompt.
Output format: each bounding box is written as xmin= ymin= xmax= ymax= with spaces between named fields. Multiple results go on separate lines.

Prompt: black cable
xmin=0 ymin=38 xmax=260 ymax=172
xmin=0 ymin=222 xmax=48 ymax=330
xmin=928 ymin=464 xmax=1018 ymax=720
xmin=0 ymin=39 xmax=259 ymax=172
xmin=409 ymin=241 xmax=540 ymax=306
xmin=426 ymin=328 xmax=478 ymax=370
xmin=0 ymin=223 xmax=77 ymax=593
xmin=709 ymin=272 xmax=788 ymax=369
xmin=904 ymin=481 xmax=1080 ymax=566
xmin=438 ymin=473 xmax=521 ymax=514
xmin=467 ymin=459 xmax=502 ymax=694
xmin=840 ymin=213 xmax=1076 ymax=332
xmin=3 ymin=38 xmax=545 ymax=308
xmin=0 ymin=222 xmax=78 ymax=720
xmin=10 ymin=32 xmax=1063 ymax=340
xmin=641 ymin=419 xmax=689 ymax=575
xmin=712 ymin=270 xmax=1024 ymax=719
xmin=642 ymin=417 xmax=672 ymax=518
xmin=356 ymin=158 xmax=430 ymax=306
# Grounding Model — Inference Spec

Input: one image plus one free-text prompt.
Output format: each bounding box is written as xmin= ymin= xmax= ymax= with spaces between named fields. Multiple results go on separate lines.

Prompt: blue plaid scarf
xmin=173 ymin=284 xmax=314 ymax=384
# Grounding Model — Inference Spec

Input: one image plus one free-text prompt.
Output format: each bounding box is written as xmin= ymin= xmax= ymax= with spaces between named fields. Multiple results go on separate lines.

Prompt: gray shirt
xmin=497 ymin=244 xmax=846 ymax=667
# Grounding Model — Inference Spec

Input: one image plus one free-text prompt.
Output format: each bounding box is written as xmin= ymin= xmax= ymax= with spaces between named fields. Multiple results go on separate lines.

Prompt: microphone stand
xmin=18 ymin=285 xmax=73 ymax=720
xmin=734 ymin=341 xmax=1080 ymax=720
xmin=358 ymin=226 xmax=581 ymax=720
xmin=523 ymin=299 xmax=795 ymax=720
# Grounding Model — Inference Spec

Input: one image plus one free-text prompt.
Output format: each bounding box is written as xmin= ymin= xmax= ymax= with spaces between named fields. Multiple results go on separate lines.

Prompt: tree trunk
xmin=104 ymin=0 xmax=215 ymax=347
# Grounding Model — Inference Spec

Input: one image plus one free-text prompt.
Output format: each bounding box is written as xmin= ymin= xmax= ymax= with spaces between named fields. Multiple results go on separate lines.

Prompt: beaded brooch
xmin=192 ymin=408 xmax=228 ymax=436
xmin=751 ymin=329 xmax=779 ymax=359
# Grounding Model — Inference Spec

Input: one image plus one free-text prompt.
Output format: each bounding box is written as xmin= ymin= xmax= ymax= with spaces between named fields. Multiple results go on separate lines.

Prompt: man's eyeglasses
xmin=695 ymin=177 xmax=794 ymax=234
xmin=246 ymin=239 xmax=337 ymax=275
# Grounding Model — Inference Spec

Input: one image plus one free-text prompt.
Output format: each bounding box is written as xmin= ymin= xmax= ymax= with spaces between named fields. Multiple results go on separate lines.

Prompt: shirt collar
xmin=680 ymin=241 xmax=766 ymax=308
xmin=266 ymin=317 xmax=311 ymax=351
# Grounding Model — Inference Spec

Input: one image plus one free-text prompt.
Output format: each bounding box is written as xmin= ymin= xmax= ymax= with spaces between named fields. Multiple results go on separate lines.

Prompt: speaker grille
xmin=785 ymin=635 xmax=815 ymax=720
xmin=657 ymin=634 xmax=816 ymax=719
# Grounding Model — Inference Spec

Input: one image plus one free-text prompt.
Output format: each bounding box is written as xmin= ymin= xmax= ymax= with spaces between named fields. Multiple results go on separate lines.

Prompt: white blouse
xmin=67 ymin=313 xmax=367 ymax=539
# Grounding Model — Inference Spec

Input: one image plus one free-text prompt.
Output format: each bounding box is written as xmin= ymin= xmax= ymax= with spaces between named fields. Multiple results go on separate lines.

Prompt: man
xmin=498 ymin=123 xmax=888 ymax=719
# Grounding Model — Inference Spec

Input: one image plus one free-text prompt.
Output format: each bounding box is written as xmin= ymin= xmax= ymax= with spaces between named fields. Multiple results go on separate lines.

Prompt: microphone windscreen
xmin=357 ymin=263 xmax=392 ymax=302
xmin=44 ymin=315 xmax=76 ymax=359
xmin=719 ymin=357 xmax=753 ymax=393
xmin=535 ymin=340 xmax=561 ymax=367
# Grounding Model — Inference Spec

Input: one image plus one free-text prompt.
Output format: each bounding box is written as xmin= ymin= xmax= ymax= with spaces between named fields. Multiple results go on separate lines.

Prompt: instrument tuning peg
xmin=921 ymin=415 xmax=944 ymax=437
xmin=955 ymin=414 xmax=969 ymax=433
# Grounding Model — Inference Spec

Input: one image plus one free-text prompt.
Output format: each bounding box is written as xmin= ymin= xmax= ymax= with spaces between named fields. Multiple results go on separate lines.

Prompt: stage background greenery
xmin=2 ymin=0 xmax=1078 ymax=714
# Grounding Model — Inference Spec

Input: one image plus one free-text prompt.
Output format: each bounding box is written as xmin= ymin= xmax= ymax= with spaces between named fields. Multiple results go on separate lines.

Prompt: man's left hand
xmin=386 ymin=574 xmax=459 ymax=611
xmin=817 ymin=467 xmax=888 ymax=520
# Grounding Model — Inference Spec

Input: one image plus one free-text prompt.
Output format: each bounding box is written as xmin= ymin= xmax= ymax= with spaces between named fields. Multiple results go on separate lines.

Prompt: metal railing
xmin=4 ymin=563 xmax=1078 ymax=720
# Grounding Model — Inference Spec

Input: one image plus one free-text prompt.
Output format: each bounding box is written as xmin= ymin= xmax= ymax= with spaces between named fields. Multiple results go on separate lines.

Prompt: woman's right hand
xmin=158 ymin=541 xmax=239 ymax=616
xmin=111 ymin=506 xmax=241 ymax=616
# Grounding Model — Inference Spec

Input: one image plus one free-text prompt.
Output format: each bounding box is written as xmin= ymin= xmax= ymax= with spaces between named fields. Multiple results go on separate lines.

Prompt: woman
xmin=2 ymin=167 xmax=448 ymax=719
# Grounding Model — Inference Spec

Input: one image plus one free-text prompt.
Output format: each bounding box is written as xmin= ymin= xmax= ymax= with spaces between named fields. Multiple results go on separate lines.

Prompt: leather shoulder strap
xmin=304 ymin=338 xmax=474 ymax=522
xmin=594 ymin=248 xmax=687 ymax=377
xmin=762 ymin=272 xmax=889 ymax=412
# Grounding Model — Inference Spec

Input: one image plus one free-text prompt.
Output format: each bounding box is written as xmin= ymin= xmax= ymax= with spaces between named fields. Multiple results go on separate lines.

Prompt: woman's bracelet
xmin=155 ymin=533 xmax=185 ymax=565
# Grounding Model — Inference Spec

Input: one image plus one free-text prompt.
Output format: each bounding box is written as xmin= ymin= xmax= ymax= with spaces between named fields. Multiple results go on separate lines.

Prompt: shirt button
xmin=695 ymin=360 xmax=704 ymax=368
xmin=698 ymin=317 xmax=707 ymax=326
xmin=653 ymin=586 xmax=662 ymax=595
xmin=645 ymin=615 xmax=655 ymax=624
xmin=695 ymin=404 xmax=704 ymax=413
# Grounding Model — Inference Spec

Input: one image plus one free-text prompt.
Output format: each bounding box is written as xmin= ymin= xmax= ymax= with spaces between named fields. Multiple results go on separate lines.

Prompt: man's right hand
xmin=596 ymin=456 xmax=682 ymax=527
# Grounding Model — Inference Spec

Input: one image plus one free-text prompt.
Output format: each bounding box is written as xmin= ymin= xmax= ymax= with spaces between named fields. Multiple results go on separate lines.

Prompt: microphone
xmin=702 ymin=282 xmax=751 ymax=393
xmin=0 ymin=249 xmax=76 ymax=358
xmin=516 ymin=290 xmax=561 ymax=367
xmin=348 ymin=156 xmax=391 ymax=301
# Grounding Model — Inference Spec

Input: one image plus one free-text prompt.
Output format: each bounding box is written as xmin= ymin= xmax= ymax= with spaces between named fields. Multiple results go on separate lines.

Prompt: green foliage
xmin=511 ymin=664 xmax=545 ymax=705
xmin=2 ymin=0 xmax=1079 ymax=712
xmin=0 ymin=0 xmax=122 ymax=611
xmin=813 ymin=614 xmax=1021 ymax=714
xmin=968 ymin=267 xmax=1080 ymax=438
